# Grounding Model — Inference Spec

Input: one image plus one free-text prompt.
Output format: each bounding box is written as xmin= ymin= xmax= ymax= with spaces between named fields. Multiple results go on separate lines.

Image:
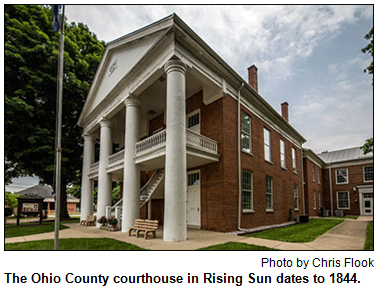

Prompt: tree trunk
xmin=60 ymin=180 xmax=70 ymax=220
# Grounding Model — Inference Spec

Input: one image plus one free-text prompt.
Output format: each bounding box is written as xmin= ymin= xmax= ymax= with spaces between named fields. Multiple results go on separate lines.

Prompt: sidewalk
xmin=5 ymin=216 xmax=372 ymax=250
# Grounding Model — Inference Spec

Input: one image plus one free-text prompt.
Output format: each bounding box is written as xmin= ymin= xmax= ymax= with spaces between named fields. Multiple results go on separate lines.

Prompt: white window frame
xmin=280 ymin=139 xmax=286 ymax=169
xmin=241 ymin=111 xmax=252 ymax=154
xmin=337 ymin=191 xmax=350 ymax=210
xmin=242 ymin=170 xmax=253 ymax=212
xmin=313 ymin=190 xmax=316 ymax=210
xmin=336 ymin=168 xmax=349 ymax=184
xmin=294 ymin=184 xmax=299 ymax=211
xmin=318 ymin=191 xmax=321 ymax=208
xmin=312 ymin=164 xmax=315 ymax=182
xmin=317 ymin=168 xmax=321 ymax=184
xmin=186 ymin=109 xmax=200 ymax=134
xmin=264 ymin=128 xmax=271 ymax=162
xmin=266 ymin=176 xmax=273 ymax=211
xmin=363 ymin=166 xmax=373 ymax=183
xmin=292 ymin=147 xmax=297 ymax=173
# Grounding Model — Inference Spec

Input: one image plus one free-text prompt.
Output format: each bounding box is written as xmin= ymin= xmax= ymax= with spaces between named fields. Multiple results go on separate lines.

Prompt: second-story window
xmin=264 ymin=128 xmax=271 ymax=162
xmin=292 ymin=147 xmax=297 ymax=173
xmin=241 ymin=111 xmax=252 ymax=153
xmin=364 ymin=166 xmax=373 ymax=182
xmin=187 ymin=109 xmax=200 ymax=134
xmin=312 ymin=164 xmax=315 ymax=182
xmin=336 ymin=169 xmax=348 ymax=184
xmin=280 ymin=139 xmax=286 ymax=168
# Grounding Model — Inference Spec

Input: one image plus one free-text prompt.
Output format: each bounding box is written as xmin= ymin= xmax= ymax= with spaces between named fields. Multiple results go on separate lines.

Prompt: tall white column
xmin=163 ymin=59 xmax=187 ymax=242
xmin=80 ymin=133 xmax=95 ymax=222
xmin=122 ymin=97 xmax=142 ymax=232
xmin=97 ymin=118 xmax=113 ymax=223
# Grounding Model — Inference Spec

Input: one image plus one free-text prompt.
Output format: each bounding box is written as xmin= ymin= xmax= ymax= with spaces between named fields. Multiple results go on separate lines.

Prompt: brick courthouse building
xmin=78 ymin=14 xmax=373 ymax=242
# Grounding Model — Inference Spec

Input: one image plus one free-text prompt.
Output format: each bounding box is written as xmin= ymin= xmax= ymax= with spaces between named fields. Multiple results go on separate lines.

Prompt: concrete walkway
xmin=5 ymin=216 xmax=372 ymax=250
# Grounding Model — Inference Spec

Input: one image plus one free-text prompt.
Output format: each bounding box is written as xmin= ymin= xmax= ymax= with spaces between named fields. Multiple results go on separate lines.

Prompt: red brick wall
xmin=326 ymin=163 xmax=373 ymax=216
xmin=239 ymin=103 xmax=304 ymax=229
xmin=141 ymin=90 xmax=305 ymax=232
xmin=303 ymin=158 xmax=324 ymax=216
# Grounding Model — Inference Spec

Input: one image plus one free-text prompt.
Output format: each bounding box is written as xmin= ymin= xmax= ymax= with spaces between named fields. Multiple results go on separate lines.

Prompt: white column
xmin=122 ymin=97 xmax=142 ymax=232
xmin=80 ymin=133 xmax=95 ymax=222
xmin=97 ymin=118 xmax=113 ymax=224
xmin=163 ymin=59 xmax=187 ymax=242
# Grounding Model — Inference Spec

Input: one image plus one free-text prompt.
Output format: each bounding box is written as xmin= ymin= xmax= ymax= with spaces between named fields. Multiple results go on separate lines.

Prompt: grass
xmin=364 ymin=222 xmax=374 ymax=250
xmin=5 ymin=219 xmax=79 ymax=238
xmin=5 ymin=238 xmax=147 ymax=251
xmin=198 ymin=242 xmax=279 ymax=250
xmin=245 ymin=218 xmax=344 ymax=243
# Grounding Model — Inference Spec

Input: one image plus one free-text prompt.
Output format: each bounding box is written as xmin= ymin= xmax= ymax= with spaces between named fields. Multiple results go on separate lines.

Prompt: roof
xmin=318 ymin=146 xmax=373 ymax=164
xmin=17 ymin=185 xmax=79 ymax=201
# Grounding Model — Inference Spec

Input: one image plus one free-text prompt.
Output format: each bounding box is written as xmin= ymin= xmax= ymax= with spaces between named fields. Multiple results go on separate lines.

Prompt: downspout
xmin=301 ymin=146 xmax=306 ymax=215
xmin=237 ymin=82 xmax=245 ymax=231
xmin=329 ymin=164 xmax=333 ymax=216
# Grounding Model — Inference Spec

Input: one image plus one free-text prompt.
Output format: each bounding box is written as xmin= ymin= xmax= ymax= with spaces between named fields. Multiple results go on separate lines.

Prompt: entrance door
xmin=363 ymin=195 xmax=373 ymax=215
xmin=187 ymin=170 xmax=200 ymax=228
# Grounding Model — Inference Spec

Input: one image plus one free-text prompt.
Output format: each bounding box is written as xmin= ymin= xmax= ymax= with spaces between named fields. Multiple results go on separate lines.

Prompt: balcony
xmin=135 ymin=129 xmax=219 ymax=170
xmin=88 ymin=129 xmax=219 ymax=178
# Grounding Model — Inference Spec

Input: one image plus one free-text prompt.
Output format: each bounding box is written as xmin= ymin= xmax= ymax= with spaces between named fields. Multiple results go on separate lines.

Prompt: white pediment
xmin=86 ymin=31 xmax=165 ymax=117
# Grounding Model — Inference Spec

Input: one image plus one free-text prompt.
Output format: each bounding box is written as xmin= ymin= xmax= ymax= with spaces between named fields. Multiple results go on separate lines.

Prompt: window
xmin=313 ymin=190 xmax=316 ymax=210
xmin=336 ymin=169 xmax=348 ymax=184
xmin=266 ymin=176 xmax=273 ymax=210
xmin=318 ymin=191 xmax=321 ymax=208
xmin=337 ymin=191 xmax=350 ymax=209
xmin=264 ymin=128 xmax=271 ymax=162
xmin=187 ymin=109 xmax=200 ymax=134
xmin=242 ymin=170 xmax=253 ymax=211
xmin=292 ymin=147 xmax=297 ymax=173
xmin=317 ymin=168 xmax=321 ymax=184
xmin=364 ymin=166 xmax=373 ymax=182
xmin=241 ymin=111 xmax=252 ymax=153
xmin=188 ymin=171 xmax=200 ymax=186
xmin=312 ymin=165 xmax=315 ymax=182
xmin=280 ymin=139 xmax=286 ymax=168
xmin=294 ymin=184 xmax=299 ymax=210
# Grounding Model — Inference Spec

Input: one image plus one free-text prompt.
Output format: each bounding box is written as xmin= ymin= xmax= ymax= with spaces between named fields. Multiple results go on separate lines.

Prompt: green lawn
xmin=5 ymin=219 xmax=79 ymax=238
xmin=364 ymin=222 xmax=374 ymax=250
xmin=198 ymin=242 xmax=279 ymax=250
xmin=246 ymin=218 xmax=344 ymax=243
xmin=5 ymin=238 xmax=147 ymax=250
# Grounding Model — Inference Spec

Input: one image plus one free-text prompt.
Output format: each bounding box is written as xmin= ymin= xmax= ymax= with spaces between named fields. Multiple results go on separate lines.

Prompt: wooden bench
xmin=128 ymin=219 xmax=159 ymax=239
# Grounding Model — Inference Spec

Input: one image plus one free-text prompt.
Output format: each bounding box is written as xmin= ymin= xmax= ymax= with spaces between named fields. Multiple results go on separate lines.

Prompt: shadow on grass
xmin=198 ymin=242 xmax=279 ymax=250
xmin=5 ymin=238 xmax=148 ymax=251
xmin=245 ymin=218 xmax=344 ymax=243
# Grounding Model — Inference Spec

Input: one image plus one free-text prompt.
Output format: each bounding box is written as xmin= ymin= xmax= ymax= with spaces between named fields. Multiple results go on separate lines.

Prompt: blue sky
xmin=66 ymin=5 xmax=373 ymax=153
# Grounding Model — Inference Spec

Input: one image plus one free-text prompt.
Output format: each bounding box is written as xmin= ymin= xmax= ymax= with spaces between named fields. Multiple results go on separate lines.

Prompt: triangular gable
xmin=86 ymin=31 xmax=165 ymax=116
xmin=78 ymin=14 xmax=176 ymax=126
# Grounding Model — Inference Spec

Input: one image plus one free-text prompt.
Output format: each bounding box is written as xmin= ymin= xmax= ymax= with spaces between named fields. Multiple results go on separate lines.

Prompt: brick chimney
xmin=248 ymin=65 xmax=258 ymax=92
xmin=281 ymin=102 xmax=289 ymax=122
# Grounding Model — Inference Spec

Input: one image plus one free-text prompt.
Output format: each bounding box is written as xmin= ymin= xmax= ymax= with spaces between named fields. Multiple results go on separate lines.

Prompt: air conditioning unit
xmin=335 ymin=210 xmax=345 ymax=217
xmin=297 ymin=215 xmax=309 ymax=223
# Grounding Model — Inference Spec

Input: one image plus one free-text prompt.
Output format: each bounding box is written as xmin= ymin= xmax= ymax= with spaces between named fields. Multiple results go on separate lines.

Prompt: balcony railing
xmin=186 ymin=129 xmax=218 ymax=153
xmin=135 ymin=129 xmax=166 ymax=157
xmin=135 ymin=129 xmax=218 ymax=157
xmin=108 ymin=149 xmax=125 ymax=166
xmin=89 ymin=161 xmax=99 ymax=173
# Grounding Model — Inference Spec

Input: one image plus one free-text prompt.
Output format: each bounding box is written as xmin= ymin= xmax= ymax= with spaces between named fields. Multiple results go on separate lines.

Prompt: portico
xmin=78 ymin=15 xmax=221 ymax=242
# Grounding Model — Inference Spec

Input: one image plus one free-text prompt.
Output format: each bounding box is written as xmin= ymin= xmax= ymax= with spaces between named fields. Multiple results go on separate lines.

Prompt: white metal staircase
xmin=111 ymin=168 xmax=165 ymax=211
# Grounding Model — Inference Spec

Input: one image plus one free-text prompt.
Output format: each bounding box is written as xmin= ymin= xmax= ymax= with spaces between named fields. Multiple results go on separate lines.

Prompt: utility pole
xmin=54 ymin=4 xmax=65 ymax=251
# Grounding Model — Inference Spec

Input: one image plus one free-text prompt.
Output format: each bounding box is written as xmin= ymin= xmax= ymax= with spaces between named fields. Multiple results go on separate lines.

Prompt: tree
xmin=362 ymin=27 xmax=373 ymax=81
xmin=5 ymin=5 xmax=105 ymax=219
xmin=361 ymin=27 xmax=373 ymax=155
xmin=361 ymin=137 xmax=373 ymax=155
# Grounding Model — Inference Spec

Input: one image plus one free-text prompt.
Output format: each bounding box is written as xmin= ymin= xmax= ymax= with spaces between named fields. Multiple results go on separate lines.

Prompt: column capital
xmin=82 ymin=133 xmax=95 ymax=142
xmin=124 ymin=96 xmax=142 ymax=108
xmin=99 ymin=117 xmax=114 ymax=128
xmin=164 ymin=58 xmax=187 ymax=75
